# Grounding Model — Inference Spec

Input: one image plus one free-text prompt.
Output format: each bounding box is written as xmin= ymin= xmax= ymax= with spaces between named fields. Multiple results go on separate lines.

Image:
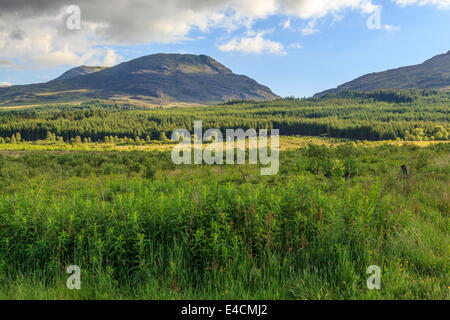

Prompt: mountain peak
xmin=116 ymin=53 xmax=233 ymax=76
xmin=54 ymin=65 xmax=109 ymax=81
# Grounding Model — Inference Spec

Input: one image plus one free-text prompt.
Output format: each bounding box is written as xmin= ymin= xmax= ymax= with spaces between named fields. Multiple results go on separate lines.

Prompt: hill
xmin=0 ymin=54 xmax=278 ymax=106
xmin=315 ymin=51 xmax=450 ymax=97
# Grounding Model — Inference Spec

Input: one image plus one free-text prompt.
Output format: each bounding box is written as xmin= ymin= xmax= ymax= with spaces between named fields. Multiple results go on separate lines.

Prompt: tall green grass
xmin=0 ymin=144 xmax=448 ymax=299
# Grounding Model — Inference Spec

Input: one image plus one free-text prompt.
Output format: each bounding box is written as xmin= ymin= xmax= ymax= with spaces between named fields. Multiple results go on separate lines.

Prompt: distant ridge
xmin=315 ymin=51 xmax=450 ymax=97
xmin=0 ymin=54 xmax=279 ymax=105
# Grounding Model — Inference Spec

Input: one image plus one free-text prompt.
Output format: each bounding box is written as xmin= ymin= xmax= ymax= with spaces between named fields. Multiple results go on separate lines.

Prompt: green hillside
xmin=316 ymin=51 xmax=450 ymax=96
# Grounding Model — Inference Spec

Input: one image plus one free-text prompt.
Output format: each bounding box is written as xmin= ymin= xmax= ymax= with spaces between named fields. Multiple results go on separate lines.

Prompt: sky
xmin=1 ymin=0 xmax=450 ymax=97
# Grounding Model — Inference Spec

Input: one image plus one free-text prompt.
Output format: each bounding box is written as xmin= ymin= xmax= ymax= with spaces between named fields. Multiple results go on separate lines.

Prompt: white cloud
xmin=289 ymin=42 xmax=303 ymax=49
xmin=286 ymin=0 xmax=377 ymax=18
xmin=383 ymin=24 xmax=400 ymax=31
xmin=0 ymin=10 xmax=123 ymax=70
xmin=0 ymin=82 xmax=12 ymax=87
xmin=392 ymin=0 xmax=450 ymax=9
xmin=301 ymin=20 xmax=319 ymax=35
xmin=0 ymin=1 xmax=379 ymax=40
xmin=2 ymin=0 xmax=429 ymax=68
xmin=282 ymin=18 xmax=292 ymax=30
xmin=218 ymin=33 xmax=286 ymax=55
xmin=102 ymin=49 xmax=123 ymax=66
xmin=32 ymin=45 xmax=84 ymax=67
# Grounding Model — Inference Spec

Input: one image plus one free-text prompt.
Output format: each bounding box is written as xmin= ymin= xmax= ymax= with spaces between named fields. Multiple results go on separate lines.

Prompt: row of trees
xmin=0 ymin=94 xmax=448 ymax=142
xmin=0 ymin=131 xmax=170 ymax=144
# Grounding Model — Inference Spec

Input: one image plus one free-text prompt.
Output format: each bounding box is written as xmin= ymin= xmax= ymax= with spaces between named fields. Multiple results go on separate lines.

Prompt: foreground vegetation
xmin=0 ymin=143 xmax=448 ymax=299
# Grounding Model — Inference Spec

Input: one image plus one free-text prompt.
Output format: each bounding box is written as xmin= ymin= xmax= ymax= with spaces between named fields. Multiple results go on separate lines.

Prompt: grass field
xmin=0 ymin=136 xmax=447 ymax=153
xmin=0 ymin=93 xmax=447 ymax=300
xmin=0 ymin=142 xmax=448 ymax=299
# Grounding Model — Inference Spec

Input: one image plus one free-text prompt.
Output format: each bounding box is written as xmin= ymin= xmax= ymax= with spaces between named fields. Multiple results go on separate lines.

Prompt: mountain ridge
xmin=315 ymin=51 xmax=450 ymax=97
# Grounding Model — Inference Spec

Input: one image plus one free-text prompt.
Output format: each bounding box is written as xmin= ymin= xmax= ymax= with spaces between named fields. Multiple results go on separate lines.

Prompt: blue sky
xmin=1 ymin=0 xmax=450 ymax=97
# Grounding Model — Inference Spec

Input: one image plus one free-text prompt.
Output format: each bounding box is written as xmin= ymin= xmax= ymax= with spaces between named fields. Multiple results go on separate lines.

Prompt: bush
xmin=143 ymin=162 xmax=156 ymax=180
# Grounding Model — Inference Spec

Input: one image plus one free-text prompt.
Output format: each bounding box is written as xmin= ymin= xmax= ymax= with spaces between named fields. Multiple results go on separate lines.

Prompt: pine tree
xmin=46 ymin=131 xmax=54 ymax=141
xmin=160 ymin=132 xmax=168 ymax=141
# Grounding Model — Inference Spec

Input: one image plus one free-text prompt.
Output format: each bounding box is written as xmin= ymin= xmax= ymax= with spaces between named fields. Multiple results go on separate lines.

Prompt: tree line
xmin=0 ymin=91 xmax=448 ymax=142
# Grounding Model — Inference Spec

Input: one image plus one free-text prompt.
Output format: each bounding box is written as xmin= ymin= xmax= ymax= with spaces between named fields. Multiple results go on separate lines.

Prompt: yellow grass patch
xmin=0 ymin=101 xmax=83 ymax=110
xmin=0 ymin=136 xmax=447 ymax=153
xmin=34 ymin=89 xmax=92 ymax=96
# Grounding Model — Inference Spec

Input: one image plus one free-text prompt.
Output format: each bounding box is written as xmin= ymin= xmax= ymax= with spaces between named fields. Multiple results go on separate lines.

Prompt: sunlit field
xmin=0 ymin=95 xmax=448 ymax=300
xmin=0 ymin=143 xmax=448 ymax=299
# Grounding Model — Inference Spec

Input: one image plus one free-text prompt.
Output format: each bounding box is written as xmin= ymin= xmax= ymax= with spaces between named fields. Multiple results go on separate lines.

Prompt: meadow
xmin=0 ymin=142 xmax=448 ymax=299
xmin=0 ymin=91 xmax=448 ymax=300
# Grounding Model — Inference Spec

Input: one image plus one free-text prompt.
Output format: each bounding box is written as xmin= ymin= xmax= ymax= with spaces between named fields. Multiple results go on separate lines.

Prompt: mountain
xmin=315 ymin=51 xmax=450 ymax=97
xmin=0 ymin=54 xmax=279 ymax=106
xmin=54 ymin=65 xmax=108 ymax=81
